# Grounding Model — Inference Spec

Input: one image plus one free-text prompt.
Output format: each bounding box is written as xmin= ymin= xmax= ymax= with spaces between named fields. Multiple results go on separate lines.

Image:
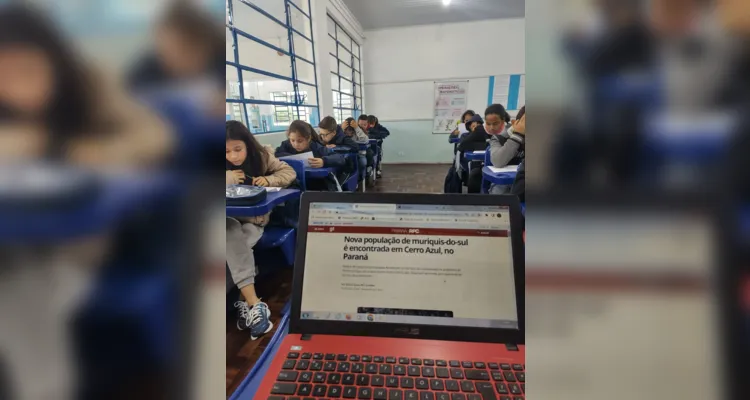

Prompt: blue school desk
xmin=465 ymin=150 xmax=486 ymax=161
xmin=481 ymin=167 xmax=517 ymax=186
xmin=305 ymin=167 xmax=336 ymax=179
xmin=0 ymin=171 xmax=176 ymax=243
xmin=226 ymin=189 xmax=301 ymax=217
xmin=228 ymin=302 xmax=292 ymax=400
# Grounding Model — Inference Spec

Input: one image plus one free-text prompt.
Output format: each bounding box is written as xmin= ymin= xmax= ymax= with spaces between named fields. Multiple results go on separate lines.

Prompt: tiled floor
xmin=225 ymin=164 xmax=448 ymax=397
xmin=370 ymin=164 xmax=449 ymax=193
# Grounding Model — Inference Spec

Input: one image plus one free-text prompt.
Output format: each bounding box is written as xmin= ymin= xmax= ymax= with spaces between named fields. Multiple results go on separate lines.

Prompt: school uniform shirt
xmin=226 ymin=145 xmax=296 ymax=226
xmin=275 ymin=140 xmax=346 ymax=169
xmin=367 ymin=123 xmax=390 ymax=140
xmin=489 ymin=126 xmax=525 ymax=167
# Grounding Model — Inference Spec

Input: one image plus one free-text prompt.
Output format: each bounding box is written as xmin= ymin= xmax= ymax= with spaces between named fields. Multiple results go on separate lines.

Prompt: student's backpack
xmin=443 ymin=166 xmax=463 ymax=193
xmin=225 ymin=185 xmax=267 ymax=206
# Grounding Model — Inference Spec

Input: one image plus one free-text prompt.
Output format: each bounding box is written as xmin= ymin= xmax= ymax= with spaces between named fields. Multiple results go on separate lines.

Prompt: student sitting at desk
xmin=275 ymin=120 xmax=347 ymax=191
xmin=319 ymin=116 xmax=358 ymax=151
xmin=488 ymin=105 xmax=526 ymax=194
xmin=449 ymin=109 xmax=476 ymax=144
xmin=226 ymin=120 xmax=296 ymax=338
xmin=458 ymin=114 xmax=493 ymax=193
xmin=343 ymin=117 xmax=373 ymax=179
xmin=366 ymin=115 xmax=390 ymax=177
xmin=358 ymin=114 xmax=370 ymax=132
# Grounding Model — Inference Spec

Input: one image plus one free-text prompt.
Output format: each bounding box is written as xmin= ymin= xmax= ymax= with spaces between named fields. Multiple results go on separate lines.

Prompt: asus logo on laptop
xmin=394 ymin=327 xmax=420 ymax=336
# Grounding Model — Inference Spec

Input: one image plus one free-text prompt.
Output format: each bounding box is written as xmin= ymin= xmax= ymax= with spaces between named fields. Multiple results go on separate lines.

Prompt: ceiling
xmin=342 ymin=0 xmax=525 ymax=31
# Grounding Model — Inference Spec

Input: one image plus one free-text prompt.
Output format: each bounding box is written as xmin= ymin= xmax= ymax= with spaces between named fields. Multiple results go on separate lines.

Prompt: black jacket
xmin=275 ymin=140 xmax=346 ymax=169
xmin=328 ymin=131 xmax=358 ymax=152
xmin=457 ymin=125 xmax=490 ymax=153
xmin=510 ymin=160 xmax=525 ymax=203
xmin=367 ymin=124 xmax=390 ymax=140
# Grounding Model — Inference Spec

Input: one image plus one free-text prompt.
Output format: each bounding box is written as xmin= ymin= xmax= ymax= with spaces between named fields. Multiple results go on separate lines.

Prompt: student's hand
xmin=252 ymin=176 xmax=270 ymax=187
xmin=326 ymin=144 xmax=337 ymax=149
xmin=512 ymin=115 xmax=526 ymax=135
xmin=342 ymin=120 xmax=351 ymax=129
xmin=231 ymin=170 xmax=246 ymax=184
xmin=308 ymin=158 xmax=324 ymax=168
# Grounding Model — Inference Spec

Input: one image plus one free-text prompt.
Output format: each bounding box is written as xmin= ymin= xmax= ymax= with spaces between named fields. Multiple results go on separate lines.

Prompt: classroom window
xmin=327 ymin=14 xmax=362 ymax=122
xmin=272 ymin=91 xmax=309 ymax=123
xmin=226 ymin=0 xmax=320 ymax=133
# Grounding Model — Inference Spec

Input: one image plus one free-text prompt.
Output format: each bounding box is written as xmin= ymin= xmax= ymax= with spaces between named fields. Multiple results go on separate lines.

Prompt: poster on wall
xmin=488 ymin=74 xmax=525 ymax=112
xmin=433 ymin=80 xmax=469 ymax=134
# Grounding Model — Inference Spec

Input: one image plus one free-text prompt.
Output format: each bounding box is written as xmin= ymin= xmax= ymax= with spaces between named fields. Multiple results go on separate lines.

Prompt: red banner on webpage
xmin=308 ymin=226 xmax=508 ymax=237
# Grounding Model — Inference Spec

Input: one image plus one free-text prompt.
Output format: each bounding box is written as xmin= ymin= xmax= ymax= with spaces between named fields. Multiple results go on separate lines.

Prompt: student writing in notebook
xmin=226 ymin=120 xmax=296 ymax=338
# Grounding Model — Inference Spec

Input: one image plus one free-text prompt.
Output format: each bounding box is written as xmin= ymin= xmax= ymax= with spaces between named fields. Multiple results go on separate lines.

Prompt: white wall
xmin=362 ymin=18 xmax=525 ymax=163
xmin=364 ymin=18 xmax=525 ymax=119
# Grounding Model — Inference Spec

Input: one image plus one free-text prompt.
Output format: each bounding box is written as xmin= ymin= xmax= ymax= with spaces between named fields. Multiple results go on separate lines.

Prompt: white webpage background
xmin=300 ymin=233 xmax=517 ymax=323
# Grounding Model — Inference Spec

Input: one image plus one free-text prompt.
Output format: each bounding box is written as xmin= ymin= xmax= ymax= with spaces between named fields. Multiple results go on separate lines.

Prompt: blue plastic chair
xmin=481 ymin=145 xmax=492 ymax=194
xmin=283 ymin=159 xmax=306 ymax=191
xmin=256 ymin=227 xmax=296 ymax=266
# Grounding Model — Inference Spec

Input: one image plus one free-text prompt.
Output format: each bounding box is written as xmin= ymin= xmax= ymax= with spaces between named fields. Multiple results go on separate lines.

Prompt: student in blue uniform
xmin=366 ymin=115 xmax=390 ymax=177
xmin=342 ymin=117 xmax=372 ymax=180
xmin=318 ymin=116 xmax=358 ymax=151
xmin=275 ymin=120 xmax=346 ymax=191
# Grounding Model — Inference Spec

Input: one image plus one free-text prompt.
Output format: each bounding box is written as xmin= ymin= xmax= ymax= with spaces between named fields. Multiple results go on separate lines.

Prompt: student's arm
xmin=489 ymin=128 xmax=524 ymax=167
xmin=457 ymin=129 xmax=486 ymax=153
xmin=353 ymin=126 xmax=369 ymax=143
xmin=367 ymin=126 xmax=388 ymax=140
xmin=262 ymin=149 xmax=297 ymax=187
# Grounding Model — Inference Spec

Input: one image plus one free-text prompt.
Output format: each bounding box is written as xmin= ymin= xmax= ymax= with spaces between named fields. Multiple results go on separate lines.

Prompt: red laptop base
xmin=256 ymin=333 xmax=526 ymax=399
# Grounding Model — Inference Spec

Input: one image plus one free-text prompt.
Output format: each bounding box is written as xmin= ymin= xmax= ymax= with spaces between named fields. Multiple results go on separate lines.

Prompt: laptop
xmin=257 ymin=192 xmax=526 ymax=400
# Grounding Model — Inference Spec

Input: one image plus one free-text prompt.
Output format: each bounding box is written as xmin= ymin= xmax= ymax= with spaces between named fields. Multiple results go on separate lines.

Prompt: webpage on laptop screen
xmin=300 ymin=203 xmax=518 ymax=329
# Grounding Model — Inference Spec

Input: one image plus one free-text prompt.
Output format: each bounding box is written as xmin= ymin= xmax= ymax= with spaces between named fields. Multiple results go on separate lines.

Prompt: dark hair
xmin=159 ymin=2 xmax=223 ymax=60
xmin=367 ymin=115 xmax=378 ymax=125
xmin=226 ymin=120 xmax=266 ymax=176
xmin=0 ymin=4 xmax=95 ymax=140
xmin=343 ymin=126 xmax=356 ymax=137
xmin=345 ymin=117 xmax=356 ymax=125
xmin=461 ymin=110 xmax=476 ymax=122
xmin=485 ymin=104 xmax=511 ymax=123
xmin=358 ymin=114 xmax=368 ymax=121
xmin=289 ymin=119 xmax=322 ymax=143
xmin=515 ymin=105 xmax=525 ymax=120
xmin=319 ymin=116 xmax=337 ymax=132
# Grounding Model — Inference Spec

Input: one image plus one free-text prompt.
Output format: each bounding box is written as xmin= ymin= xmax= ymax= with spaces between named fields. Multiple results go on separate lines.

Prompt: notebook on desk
xmin=256 ymin=192 xmax=526 ymax=400
xmin=488 ymin=166 xmax=519 ymax=174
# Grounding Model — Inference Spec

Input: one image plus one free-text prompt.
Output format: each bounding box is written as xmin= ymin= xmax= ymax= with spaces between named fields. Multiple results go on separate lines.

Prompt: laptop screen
xmin=300 ymin=202 xmax=518 ymax=329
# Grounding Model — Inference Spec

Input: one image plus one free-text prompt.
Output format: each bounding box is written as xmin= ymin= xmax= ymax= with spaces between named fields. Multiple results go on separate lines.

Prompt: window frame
xmin=226 ymin=0 xmax=320 ymax=134
xmin=327 ymin=14 xmax=362 ymax=122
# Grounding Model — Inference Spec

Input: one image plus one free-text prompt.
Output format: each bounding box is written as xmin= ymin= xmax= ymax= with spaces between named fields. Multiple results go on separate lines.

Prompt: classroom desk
xmin=228 ymin=302 xmax=292 ymax=400
xmin=306 ymin=167 xmax=335 ymax=179
xmin=449 ymin=137 xmax=460 ymax=144
xmin=482 ymin=167 xmax=517 ymax=186
xmin=226 ymin=189 xmax=301 ymax=217
xmin=0 ymin=171 xmax=176 ymax=243
xmin=465 ymin=150 xmax=486 ymax=161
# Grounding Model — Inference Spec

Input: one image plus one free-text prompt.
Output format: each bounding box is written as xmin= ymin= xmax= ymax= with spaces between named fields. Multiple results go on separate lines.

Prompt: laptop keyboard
xmin=267 ymin=352 xmax=525 ymax=400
